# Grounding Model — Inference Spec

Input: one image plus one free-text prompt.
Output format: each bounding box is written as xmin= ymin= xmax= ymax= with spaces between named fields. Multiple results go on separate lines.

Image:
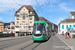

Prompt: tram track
xmin=21 ymin=42 xmax=41 ymax=50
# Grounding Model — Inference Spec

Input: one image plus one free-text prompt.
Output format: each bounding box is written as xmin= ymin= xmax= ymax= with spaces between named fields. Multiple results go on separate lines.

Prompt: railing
xmin=0 ymin=33 xmax=15 ymax=38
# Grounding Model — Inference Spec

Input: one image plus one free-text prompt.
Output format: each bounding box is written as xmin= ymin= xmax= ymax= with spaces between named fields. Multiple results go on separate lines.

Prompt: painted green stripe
xmin=34 ymin=21 xmax=45 ymax=23
xmin=32 ymin=35 xmax=45 ymax=41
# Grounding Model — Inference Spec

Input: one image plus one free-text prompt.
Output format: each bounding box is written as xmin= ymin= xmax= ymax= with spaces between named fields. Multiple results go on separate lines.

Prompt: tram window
xmin=44 ymin=26 xmax=45 ymax=28
xmin=34 ymin=23 xmax=44 ymax=26
xmin=34 ymin=23 xmax=37 ymax=26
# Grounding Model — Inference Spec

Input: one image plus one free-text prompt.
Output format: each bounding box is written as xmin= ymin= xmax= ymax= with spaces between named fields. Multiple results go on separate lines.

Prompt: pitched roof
xmin=39 ymin=17 xmax=52 ymax=24
xmin=39 ymin=17 xmax=57 ymax=25
xmin=10 ymin=22 xmax=15 ymax=25
xmin=70 ymin=12 xmax=75 ymax=15
xmin=60 ymin=19 xmax=75 ymax=23
xmin=0 ymin=21 xmax=3 ymax=23
xmin=15 ymin=5 xmax=36 ymax=15
xmin=4 ymin=23 xmax=10 ymax=28
xmin=39 ymin=17 xmax=47 ymax=21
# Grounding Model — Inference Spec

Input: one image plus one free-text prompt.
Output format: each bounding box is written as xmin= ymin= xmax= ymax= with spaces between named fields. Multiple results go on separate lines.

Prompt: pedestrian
xmin=11 ymin=31 xmax=13 ymax=37
xmin=57 ymin=32 xmax=58 ymax=34
xmin=67 ymin=32 xmax=70 ymax=39
xmin=65 ymin=32 xmax=67 ymax=39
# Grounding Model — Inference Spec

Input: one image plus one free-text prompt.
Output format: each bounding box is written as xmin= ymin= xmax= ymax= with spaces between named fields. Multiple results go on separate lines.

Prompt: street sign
xmin=67 ymin=27 xmax=70 ymax=31
xmin=71 ymin=25 xmax=75 ymax=30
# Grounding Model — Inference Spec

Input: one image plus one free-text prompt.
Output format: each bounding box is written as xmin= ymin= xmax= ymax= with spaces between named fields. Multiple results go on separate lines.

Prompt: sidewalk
xmin=0 ymin=36 xmax=31 ymax=42
xmin=56 ymin=35 xmax=75 ymax=50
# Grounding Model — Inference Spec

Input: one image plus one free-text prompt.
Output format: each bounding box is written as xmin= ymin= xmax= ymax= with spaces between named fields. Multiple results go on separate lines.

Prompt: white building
xmin=58 ymin=12 xmax=75 ymax=34
xmin=69 ymin=12 xmax=75 ymax=19
xmin=4 ymin=22 xmax=15 ymax=33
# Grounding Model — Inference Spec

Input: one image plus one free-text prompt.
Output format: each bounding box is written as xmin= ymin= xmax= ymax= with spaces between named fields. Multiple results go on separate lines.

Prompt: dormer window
xmin=24 ymin=9 xmax=25 ymax=10
xmin=29 ymin=16 xmax=32 ymax=18
xmin=30 ymin=12 xmax=32 ymax=14
xmin=73 ymin=13 xmax=75 ymax=15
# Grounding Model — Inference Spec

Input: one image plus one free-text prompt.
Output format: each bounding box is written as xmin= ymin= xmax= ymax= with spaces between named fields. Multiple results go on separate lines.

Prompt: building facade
xmin=39 ymin=17 xmax=58 ymax=32
xmin=0 ymin=22 xmax=4 ymax=32
xmin=4 ymin=22 xmax=15 ymax=33
xmin=58 ymin=19 xmax=75 ymax=34
xmin=58 ymin=12 xmax=75 ymax=34
xmin=69 ymin=12 xmax=75 ymax=19
xmin=15 ymin=5 xmax=39 ymax=36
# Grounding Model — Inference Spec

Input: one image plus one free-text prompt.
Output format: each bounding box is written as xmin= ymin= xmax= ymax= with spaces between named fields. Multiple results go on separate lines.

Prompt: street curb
xmin=0 ymin=36 xmax=31 ymax=42
xmin=56 ymin=35 xmax=74 ymax=50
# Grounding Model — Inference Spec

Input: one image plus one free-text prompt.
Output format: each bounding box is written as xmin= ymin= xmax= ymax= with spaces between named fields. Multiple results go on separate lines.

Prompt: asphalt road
xmin=0 ymin=35 xmax=70 ymax=50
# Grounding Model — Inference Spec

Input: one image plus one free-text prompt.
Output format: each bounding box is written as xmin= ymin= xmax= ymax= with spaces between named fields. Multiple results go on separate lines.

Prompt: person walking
xmin=65 ymin=32 xmax=67 ymax=39
xmin=11 ymin=31 xmax=13 ymax=37
xmin=67 ymin=32 xmax=70 ymax=39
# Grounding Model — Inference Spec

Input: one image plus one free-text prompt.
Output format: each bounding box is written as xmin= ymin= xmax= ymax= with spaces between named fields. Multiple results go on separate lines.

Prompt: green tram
xmin=32 ymin=21 xmax=51 ymax=41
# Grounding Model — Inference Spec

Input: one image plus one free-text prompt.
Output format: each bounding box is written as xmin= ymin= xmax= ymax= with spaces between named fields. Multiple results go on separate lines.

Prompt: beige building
xmin=0 ymin=22 xmax=4 ymax=32
xmin=15 ymin=5 xmax=39 ymax=36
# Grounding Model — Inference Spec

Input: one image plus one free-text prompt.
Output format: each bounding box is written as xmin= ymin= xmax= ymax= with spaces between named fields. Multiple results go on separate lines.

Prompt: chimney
xmin=60 ymin=20 xmax=62 ymax=22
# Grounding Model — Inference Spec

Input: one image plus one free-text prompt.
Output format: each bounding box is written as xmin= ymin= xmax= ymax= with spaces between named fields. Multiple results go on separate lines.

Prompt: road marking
xmin=56 ymin=35 xmax=74 ymax=50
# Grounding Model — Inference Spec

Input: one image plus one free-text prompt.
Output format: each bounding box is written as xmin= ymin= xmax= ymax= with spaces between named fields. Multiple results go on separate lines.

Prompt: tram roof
xmin=34 ymin=21 xmax=46 ymax=23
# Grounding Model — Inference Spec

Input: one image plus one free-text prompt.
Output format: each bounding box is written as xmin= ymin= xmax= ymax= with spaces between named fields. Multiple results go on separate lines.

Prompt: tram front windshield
xmin=33 ymin=23 xmax=44 ymax=34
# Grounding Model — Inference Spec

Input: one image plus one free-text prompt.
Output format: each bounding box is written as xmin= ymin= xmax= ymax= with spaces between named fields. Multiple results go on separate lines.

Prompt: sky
xmin=0 ymin=0 xmax=75 ymax=25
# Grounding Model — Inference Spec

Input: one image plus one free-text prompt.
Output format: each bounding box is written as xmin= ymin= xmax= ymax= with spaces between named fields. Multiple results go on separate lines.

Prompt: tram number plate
xmin=36 ymin=31 xmax=40 ymax=34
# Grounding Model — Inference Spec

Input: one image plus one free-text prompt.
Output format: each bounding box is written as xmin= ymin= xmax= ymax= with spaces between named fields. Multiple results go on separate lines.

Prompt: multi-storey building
xmin=15 ymin=5 xmax=39 ymax=36
xmin=4 ymin=22 xmax=15 ymax=33
xmin=0 ymin=22 xmax=4 ymax=32
xmin=58 ymin=12 xmax=75 ymax=34
xmin=69 ymin=12 xmax=75 ymax=19
xmin=39 ymin=17 xmax=58 ymax=32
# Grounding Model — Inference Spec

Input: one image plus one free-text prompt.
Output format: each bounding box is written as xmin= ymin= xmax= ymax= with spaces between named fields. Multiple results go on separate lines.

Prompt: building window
xmin=17 ymin=18 xmax=19 ymax=20
xmin=30 ymin=12 xmax=32 ymax=14
xmin=70 ymin=25 xmax=72 ymax=29
xmin=30 ymin=22 xmax=32 ymax=23
xmin=24 ymin=26 xmax=25 ymax=29
xmin=5 ymin=26 xmax=7 ymax=28
xmin=29 ymin=16 xmax=32 ymax=18
xmin=26 ymin=16 xmax=28 ymax=17
xmin=23 ymin=16 xmax=25 ymax=19
xmin=17 ymin=21 xmax=19 ymax=23
xmin=22 ymin=21 xmax=25 ymax=23
xmin=24 ymin=9 xmax=25 ymax=10
xmin=62 ymin=25 xmax=64 ymax=29
xmin=26 ymin=23 xmax=28 ymax=25
xmin=66 ymin=25 xmax=68 ymax=29
xmin=16 ymin=26 xmax=19 ymax=28
xmin=74 ymin=16 xmax=75 ymax=18
xmin=73 ymin=25 xmax=75 ymax=27
xmin=30 ymin=18 xmax=32 ymax=20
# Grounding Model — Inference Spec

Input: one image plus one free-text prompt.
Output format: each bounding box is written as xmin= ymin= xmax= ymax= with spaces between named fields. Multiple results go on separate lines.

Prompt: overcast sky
xmin=0 ymin=0 xmax=75 ymax=25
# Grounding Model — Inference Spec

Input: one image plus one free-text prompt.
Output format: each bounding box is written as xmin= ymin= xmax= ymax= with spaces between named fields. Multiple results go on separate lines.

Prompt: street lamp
xmin=10 ymin=8 xmax=14 ymax=33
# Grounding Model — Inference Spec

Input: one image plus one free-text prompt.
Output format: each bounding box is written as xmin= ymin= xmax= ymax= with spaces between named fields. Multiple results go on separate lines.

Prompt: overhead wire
xmin=13 ymin=0 xmax=22 ymax=6
xmin=34 ymin=0 xmax=46 ymax=17
xmin=13 ymin=0 xmax=47 ymax=17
